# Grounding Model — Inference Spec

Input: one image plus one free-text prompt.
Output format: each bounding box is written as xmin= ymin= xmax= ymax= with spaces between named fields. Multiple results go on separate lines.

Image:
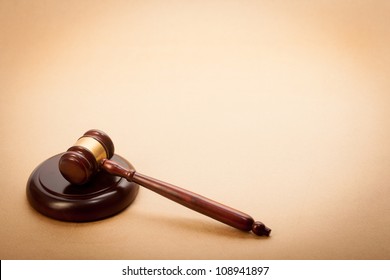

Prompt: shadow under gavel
xmin=58 ymin=129 xmax=271 ymax=237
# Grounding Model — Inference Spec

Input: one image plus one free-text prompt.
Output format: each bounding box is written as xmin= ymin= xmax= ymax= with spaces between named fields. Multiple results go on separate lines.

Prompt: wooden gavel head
xmin=59 ymin=129 xmax=115 ymax=185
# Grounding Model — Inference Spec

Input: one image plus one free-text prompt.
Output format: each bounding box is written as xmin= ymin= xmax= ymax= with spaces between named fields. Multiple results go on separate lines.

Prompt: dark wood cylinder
xmin=58 ymin=129 xmax=115 ymax=185
xmin=132 ymin=173 xmax=255 ymax=232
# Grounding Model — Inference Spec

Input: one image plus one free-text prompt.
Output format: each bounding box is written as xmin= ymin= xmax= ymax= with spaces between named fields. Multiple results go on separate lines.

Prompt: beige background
xmin=1 ymin=0 xmax=390 ymax=259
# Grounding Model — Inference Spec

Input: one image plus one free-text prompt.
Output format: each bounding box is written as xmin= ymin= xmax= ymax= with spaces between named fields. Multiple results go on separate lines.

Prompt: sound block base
xmin=26 ymin=153 xmax=139 ymax=222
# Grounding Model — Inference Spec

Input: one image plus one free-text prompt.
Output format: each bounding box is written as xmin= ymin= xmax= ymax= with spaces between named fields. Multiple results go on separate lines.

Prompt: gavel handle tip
xmin=252 ymin=221 xmax=272 ymax=237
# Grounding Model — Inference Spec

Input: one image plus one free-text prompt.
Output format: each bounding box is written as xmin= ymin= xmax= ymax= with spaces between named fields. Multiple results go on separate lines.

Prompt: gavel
xmin=58 ymin=129 xmax=271 ymax=237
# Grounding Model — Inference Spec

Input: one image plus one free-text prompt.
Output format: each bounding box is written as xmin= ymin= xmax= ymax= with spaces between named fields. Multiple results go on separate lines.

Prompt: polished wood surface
xmin=26 ymin=154 xmax=139 ymax=222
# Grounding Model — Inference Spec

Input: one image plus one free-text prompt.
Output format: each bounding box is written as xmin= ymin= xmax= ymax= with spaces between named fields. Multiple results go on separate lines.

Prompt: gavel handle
xmin=101 ymin=159 xmax=271 ymax=236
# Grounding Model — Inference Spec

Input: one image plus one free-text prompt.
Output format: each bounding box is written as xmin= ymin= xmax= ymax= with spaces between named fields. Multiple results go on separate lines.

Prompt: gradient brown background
xmin=1 ymin=0 xmax=389 ymax=259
